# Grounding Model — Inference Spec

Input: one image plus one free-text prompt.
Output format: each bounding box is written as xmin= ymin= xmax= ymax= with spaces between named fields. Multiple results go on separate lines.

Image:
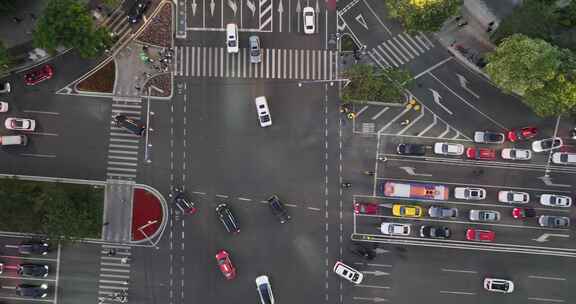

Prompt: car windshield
xmin=561 ymin=154 xmax=568 ymax=162
xmin=442 ymin=145 xmax=448 ymax=153
xmin=258 ymin=285 xmax=272 ymax=304
xmin=228 ymin=40 xmax=236 ymax=47
xmin=494 ymin=282 xmax=508 ymax=290
xmin=487 ymin=133 xmax=500 ymax=140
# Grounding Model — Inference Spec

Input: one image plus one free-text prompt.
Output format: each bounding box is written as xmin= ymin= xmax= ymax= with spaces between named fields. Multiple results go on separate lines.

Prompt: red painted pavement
xmin=132 ymin=188 xmax=163 ymax=241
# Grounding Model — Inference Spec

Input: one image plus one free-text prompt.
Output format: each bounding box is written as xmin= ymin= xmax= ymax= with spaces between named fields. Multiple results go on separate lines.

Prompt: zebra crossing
xmin=107 ymin=99 xmax=144 ymax=180
xmin=100 ymin=8 xmax=133 ymax=44
xmin=367 ymin=32 xmax=435 ymax=69
xmin=174 ymin=46 xmax=338 ymax=80
xmin=98 ymin=244 xmax=132 ymax=304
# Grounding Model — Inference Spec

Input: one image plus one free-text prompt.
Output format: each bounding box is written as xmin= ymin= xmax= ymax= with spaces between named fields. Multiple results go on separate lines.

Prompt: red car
xmin=512 ymin=207 xmax=536 ymax=219
xmin=215 ymin=250 xmax=236 ymax=280
xmin=466 ymin=228 xmax=495 ymax=242
xmin=353 ymin=202 xmax=379 ymax=215
xmin=507 ymin=127 xmax=538 ymax=142
xmin=466 ymin=147 xmax=496 ymax=160
xmin=24 ymin=64 xmax=54 ymax=85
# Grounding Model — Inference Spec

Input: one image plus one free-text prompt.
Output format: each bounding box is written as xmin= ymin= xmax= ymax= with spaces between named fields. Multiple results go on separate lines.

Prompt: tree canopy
xmin=342 ymin=64 xmax=412 ymax=103
xmin=384 ymin=0 xmax=462 ymax=33
xmin=33 ymin=0 xmax=112 ymax=58
xmin=485 ymin=34 xmax=576 ymax=116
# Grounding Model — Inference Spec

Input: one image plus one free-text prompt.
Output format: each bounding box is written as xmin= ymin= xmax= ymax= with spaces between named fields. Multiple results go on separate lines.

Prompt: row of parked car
xmin=0 ymin=240 xmax=51 ymax=298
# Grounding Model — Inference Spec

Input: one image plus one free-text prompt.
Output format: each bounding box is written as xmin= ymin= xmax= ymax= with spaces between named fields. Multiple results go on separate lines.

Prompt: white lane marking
xmin=110 ymin=138 xmax=139 ymax=143
xmin=237 ymin=197 xmax=252 ymax=201
xmin=371 ymin=107 xmax=389 ymax=120
xmin=356 ymin=285 xmax=390 ymax=289
xmin=528 ymin=298 xmax=565 ymax=303
xmin=441 ymin=268 xmax=477 ymax=274
xmin=100 ymin=274 xmax=130 ymax=279
xmin=108 ymin=155 xmax=138 ymax=161
xmin=413 ymin=57 xmax=453 ymax=80
xmin=23 ymin=110 xmax=60 ymax=115
xmin=528 ymin=275 xmax=566 ymax=281
xmin=20 ymin=153 xmax=56 ymax=158
xmin=215 ymin=194 xmax=229 ymax=198
xmin=417 ymin=112 xmax=437 ymax=136
xmin=307 ymin=207 xmax=321 ymax=211
xmin=30 ymin=132 xmax=58 ymax=136
xmin=361 ymin=0 xmax=392 ymax=35
xmin=354 ymin=262 xmax=392 ymax=268
xmin=439 ymin=291 xmax=476 ymax=295
xmin=108 ymin=161 xmax=137 ymax=166
xmin=355 ymin=105 xmax=369 ymax=117
xmin=377 ymin=45 xmax=399 ymax=67
xmin=100 ymin=268 xmax=130 ymax=273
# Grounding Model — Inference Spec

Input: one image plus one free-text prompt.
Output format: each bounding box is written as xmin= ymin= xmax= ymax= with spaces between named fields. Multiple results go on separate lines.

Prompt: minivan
xmin=226 ymin=23 xmax=239 ymax=53
xmin=0 ymin=135 xmax=28 ymax=146
xmin=254 ymin=96 xmax=272 ymax=127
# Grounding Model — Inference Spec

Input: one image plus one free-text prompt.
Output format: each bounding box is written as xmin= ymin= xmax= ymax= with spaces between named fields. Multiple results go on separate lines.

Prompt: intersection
xmin=0 ymin=0 xmax=574 ymax=304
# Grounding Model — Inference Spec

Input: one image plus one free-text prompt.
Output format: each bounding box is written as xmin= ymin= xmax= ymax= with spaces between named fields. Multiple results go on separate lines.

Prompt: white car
xmin=255 ymin=275 xmax=275 ymax=304
xmin=498 ymin=191 xmax=530 ymax=204
xmin=0 ymin=102 xmax=7 ymax=112
xmin=532 ymin=137 xmax=562 ymax=152
xmin=254 ymin=96 xmax=272 ymax=127
xmin=552 ymin=152 xmax=576 ymax=165
xmin=380 ymin=222 xmax=411 ymax=236
xmin=540 ymin=194 xmax=572 ymax=208
xmin=333 ymin=261 xmax=363 ymax=284
xmin=303 ymin=7 xmax=315 ymax=34
xmin=5 ymin=118 xmax=36 ymax=131
xmin=484 ymin=278 xmax=514 ymax=293
xmin=501 ymin=148 xmax=531 ymax=160
xmin=433 ymin=142 xmax=464 ymax=156
xmin=454 ymin=187 xmax=486 ymax=200
xmin=225 ymin=23 xmax=239 ymax=53
xmin=474 ymin=131 xmax=505 ymax=144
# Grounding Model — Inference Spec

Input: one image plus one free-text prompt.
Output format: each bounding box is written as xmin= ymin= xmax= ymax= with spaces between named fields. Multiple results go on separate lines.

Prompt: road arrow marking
xmin=362 ymin=270 xmax=390 ymax=276
xmin=538 ymin=176 xmax=571 ymax=188
xmin=457 ymin=74 xmax=479 ymax=98
xmin=399 ymin=166 xmax=432 ymax=177
xmin=247 ymin=0 xmax=256 ymax=16
xmin=227 ymin=0 xmax=238 ymax=15
xmin=278 ymin=0 xmax=284 ymax=32
xmin=296 ymin=0 xmax=301 ymax=32
xmin=533 ymin=233 xmax=570 ymax=243
xmin=210 ymin=0 xmax=215 ymax=16
xmin=353 ymin=297 xmax=388 ymax=303
xmin=429 ymin=89 xmax=453 ymax=115
xmin=355 ymin=13 xmax=368 ymax=30
xmin=192 ymin=0 xmax=197 ymax=16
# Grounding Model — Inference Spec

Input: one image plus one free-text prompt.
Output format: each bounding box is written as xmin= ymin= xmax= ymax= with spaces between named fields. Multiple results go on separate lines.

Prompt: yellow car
xmin=392 ymin=204 xmax=424 ymax=217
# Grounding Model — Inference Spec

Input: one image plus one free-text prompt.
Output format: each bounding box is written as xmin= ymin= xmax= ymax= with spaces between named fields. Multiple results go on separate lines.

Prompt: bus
xmin=382 ymin=181 xmax=449 ymax=201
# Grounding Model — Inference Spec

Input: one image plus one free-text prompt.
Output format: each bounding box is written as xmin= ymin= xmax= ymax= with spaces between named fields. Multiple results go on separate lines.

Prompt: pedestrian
xmin=29 ymin=13 xmax=36 ymax=21
xmin=457 ymin=21 xmax=468 ymax=28
xmin=103 ymin=222 xmax=110 ymax=226
xmin=13 ymin=17 xmax=23 ymax=23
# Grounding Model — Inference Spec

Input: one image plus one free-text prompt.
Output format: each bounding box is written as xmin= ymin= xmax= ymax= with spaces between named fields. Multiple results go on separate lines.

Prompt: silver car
xmin=249 ymin=36 xmax=262 ymax=64
xmin=538 ymin=215 xmax=570 ymax=228
xmin=469 ymin=210 xmax=500 ymax=222
xmin=428 ymin=206 xmax=458 ymax=218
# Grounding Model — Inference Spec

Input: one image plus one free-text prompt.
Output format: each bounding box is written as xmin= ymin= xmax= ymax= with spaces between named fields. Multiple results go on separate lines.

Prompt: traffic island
xmin=75 ymin=59 xmax=116 ymax=94
xmin=136 ymin=2 xmax=173 ymax=48
xmin=131 ymin=186 xmax=165 ymax=244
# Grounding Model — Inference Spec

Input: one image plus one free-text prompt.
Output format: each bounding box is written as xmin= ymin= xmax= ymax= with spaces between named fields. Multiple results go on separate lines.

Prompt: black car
xmin=16 ymin=284 xmax=48 ymax=298
xmin=114 ymin=114 xmax=145 ymax=136
xmin=216 ymin=203 xmax=240 ymax=234
xmin=396 ymin=144 xmax=426 ymax=156
xmin=18 ymin=241 xmax=49 ymax=255
xmin=127 ymin=0 xmax=151 ymax=23
xmin=169 ymin=187 xmax=196 ymax=214
xmin=267 ymin=195 xmax=291 ymax=224
xmin=18 ymin=264 xmax=49 ymax=277
xmin=420 ymin=225 xmax=451 ymax=239
xmin=349 ymin=244 xmax=375 ymax=260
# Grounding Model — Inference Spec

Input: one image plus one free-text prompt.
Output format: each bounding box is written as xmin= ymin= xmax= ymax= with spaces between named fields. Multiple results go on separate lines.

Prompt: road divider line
xmin=528 ymin=275 xmax=566 ymax=281
xmin=19 ymin=153 xmax=56 ymax=158
xmin=23 ymin=110 xmax=60 ymax=115
xmin=528 ymin=297 xmax=565 ymax=303
xmin=439 ymin=291 xmax=476 ymax=295
xmin=356 ymin=284 xmax=390 ymax=289
xmin=441 ymin=268 xmax=477 ymax=274
xmin=237 ymin=197 xmax=252 ymax=201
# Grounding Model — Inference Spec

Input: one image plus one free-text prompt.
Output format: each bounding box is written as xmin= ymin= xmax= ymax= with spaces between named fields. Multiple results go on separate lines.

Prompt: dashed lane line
xmin=439 ymin=291 xmax=476 ymax=296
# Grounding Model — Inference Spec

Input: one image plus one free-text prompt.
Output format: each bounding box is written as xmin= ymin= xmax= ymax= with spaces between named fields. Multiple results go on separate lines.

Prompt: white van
xmin=226 ymin=23 xmax=239 ymax=53
xmin=254 ymin=96 xmax=272 ymax=127
xmin=0 ymin=135 xmax=28 ymax=146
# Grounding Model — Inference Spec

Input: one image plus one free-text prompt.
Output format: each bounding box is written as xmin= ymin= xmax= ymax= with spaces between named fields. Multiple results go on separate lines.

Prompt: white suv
xmin=255 ymin=275 xmax=275 ymax=304
xmin=484 ymin=278 xmax=514 ymax=293
xmin=552 ymin=152 xmax=576 ymax=165
xmin=454 ymin=187 xmax=486 ymax=200
xmin=303 ymin=7 xmax=315 ymax=34
xmin=255 ymin=96 xmax=272 ymax=127
xmin=333 ymin=261 xmax=363 ymax=284
xmin=380 ymin=222 xmax=411 ymax=235
xmin=226 ymin=23 xmax=239 ymax=53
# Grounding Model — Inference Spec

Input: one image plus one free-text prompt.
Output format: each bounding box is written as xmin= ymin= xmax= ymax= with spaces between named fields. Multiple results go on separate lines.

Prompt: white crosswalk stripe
xmin=98 ymin=245 xmax=132 ymax=302
xmin=106 ymin=100 xmax=143 ymax=180
xmin=368 ymin=32 xmax=435 ymax=70
xmin=174 ymin=46 xmax=337 ymax=80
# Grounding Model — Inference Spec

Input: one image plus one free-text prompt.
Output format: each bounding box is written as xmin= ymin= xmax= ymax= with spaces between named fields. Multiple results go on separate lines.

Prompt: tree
xmin=524 ymin=73 xmax=576 ymax=116
xmin=0 ymin=41 xmax=11 ymax=73
xmin=485 ymin=34 xmax=562 ymax=96
xmin=342 ymin=64 xmax=412 ymax=103
xmin=33 ymin=0 xmax=112 ymax=58
xmin=384 ymin=0 xmax=462 ymax=33
xmin=0 ymin=0 xmax=15 ymax=15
